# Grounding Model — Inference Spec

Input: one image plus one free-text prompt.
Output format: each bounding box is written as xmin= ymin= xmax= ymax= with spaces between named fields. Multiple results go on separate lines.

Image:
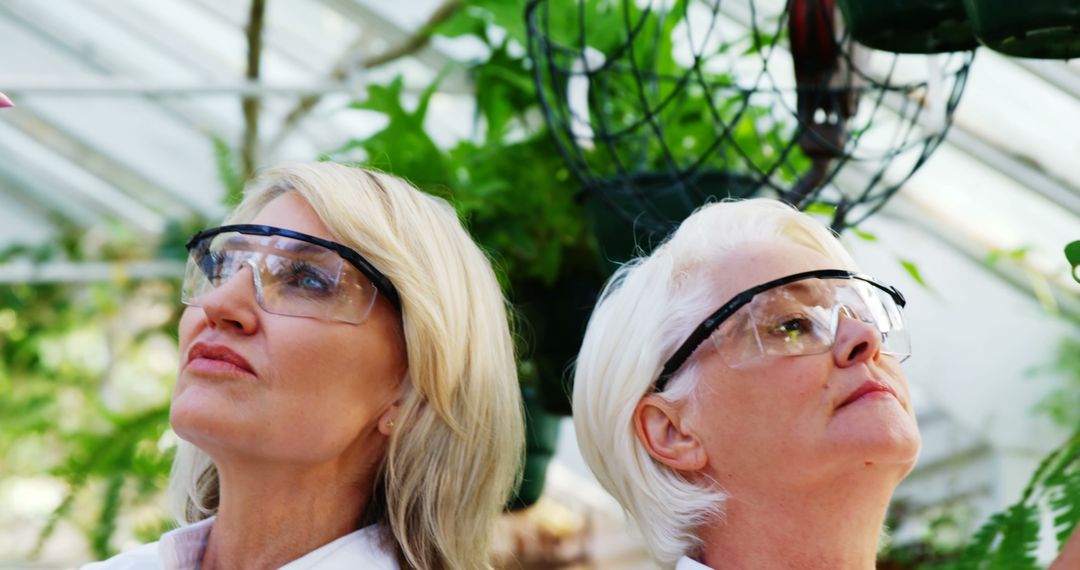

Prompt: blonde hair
xmin=572 ymin=198 xmax=855 ymax=565
xmin=168 ymin=162 xmax=524 ymax=569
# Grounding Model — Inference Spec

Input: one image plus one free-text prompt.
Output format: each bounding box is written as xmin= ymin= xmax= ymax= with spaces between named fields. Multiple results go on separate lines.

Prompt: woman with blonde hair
xmin=85 ymin=162 xmax=523 ymax=569
xmin=572 ymin=198 xmax=1079 ymax=568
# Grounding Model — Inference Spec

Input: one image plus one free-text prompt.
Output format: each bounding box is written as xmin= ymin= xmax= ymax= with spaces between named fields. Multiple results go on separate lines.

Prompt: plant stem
xmin=242 ymin=0 xmax=267 ymax=181
xmin=267 ymin=0 xmax=463 ymax=153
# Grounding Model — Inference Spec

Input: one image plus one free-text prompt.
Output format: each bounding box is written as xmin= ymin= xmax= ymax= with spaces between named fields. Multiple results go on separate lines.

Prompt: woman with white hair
xmin=572 ymin=198 xmax=1079 ymax=568
xmin=85 ymin=162 xmax=523 ymax=569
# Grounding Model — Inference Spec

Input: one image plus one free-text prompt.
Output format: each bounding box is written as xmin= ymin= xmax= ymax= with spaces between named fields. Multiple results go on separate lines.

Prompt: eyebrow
xmin=219 ymin=235 xmax=331 ymax=258
xmin=780 ymin=280 xmax=817 ymax=295
xmin=269 ymin=239 xmax=331 ymax=257
xmin=777 ymin=280 xmax=831 ymax=301
xmin=751 ymin=280 xmax=834 ymax=311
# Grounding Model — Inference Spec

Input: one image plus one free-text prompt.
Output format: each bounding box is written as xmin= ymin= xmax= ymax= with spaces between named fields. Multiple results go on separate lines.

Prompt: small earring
xmin=387 ymin=418 xmax=395 ymax=429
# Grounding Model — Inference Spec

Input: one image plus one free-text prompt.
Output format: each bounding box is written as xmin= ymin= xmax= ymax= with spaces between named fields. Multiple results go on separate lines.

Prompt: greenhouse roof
xmin=0 ymin=0 xmax=1077 ymax=298
xmin=2 ymin=3 xmax=1080 ymax=565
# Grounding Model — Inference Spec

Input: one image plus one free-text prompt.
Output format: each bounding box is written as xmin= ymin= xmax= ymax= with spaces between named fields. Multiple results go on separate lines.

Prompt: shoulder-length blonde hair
xmin=168 ymin=162 xmax=524 ymax=570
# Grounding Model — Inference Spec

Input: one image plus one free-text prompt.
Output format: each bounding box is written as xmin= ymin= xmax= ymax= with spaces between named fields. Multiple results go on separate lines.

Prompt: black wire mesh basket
xmin=525 ymin=0 xmax=974 ymax=258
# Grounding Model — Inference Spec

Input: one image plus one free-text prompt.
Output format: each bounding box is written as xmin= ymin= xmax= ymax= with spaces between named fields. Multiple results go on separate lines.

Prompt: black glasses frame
xmin=655 ymin=269 xmax=906 ymax=391
xmin=185 ymin=224 xmax=402 ymax=311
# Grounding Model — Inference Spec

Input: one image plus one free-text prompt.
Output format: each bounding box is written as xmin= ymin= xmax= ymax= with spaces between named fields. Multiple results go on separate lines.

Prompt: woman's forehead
xmin=697 ymin=241 xmax=847 ymax=302
xmin=250 ymin=193 xmax=334 ymax=241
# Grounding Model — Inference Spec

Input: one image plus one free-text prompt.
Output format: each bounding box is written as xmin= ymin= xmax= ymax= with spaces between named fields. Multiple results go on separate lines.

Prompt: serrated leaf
xmin=349 ymin=75 xmax=408 ymax=117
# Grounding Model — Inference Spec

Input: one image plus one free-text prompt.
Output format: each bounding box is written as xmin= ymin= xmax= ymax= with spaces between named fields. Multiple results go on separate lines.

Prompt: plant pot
xmin=961 ymin=0 xmax=1080 ymax=59
xmin=508 ymin=386 xmax=562 ymax=510
xmin=837 ymin=0 xmax=979 ymax=53
xmin=584 ymin=170 xmax=759 ymax=273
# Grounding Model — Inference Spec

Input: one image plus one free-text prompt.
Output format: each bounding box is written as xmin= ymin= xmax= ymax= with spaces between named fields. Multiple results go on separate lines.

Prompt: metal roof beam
xmin=2 ymin=78 xmax=365 ymax=98
xmin=0 ymin=120 xmax=166 ymax=235
xmin=316 ymin=0 xmax=455 ymax=73
xmin=1 ymin=108 xmax=199 ymax=222
xmin=945 ymin=125 xmax=1080 ymax=218
xmin=0 ymin=259 xmax=185 ymax=284
xmin=1014 ymin=59 xmax=1080 ymax=104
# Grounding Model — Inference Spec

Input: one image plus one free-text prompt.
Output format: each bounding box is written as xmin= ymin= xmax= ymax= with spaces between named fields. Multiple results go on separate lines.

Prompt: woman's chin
xmin=829 ymin=413 xmax=921 ymax=469
xmin=170 ymin=396 xmax=247 ymax=452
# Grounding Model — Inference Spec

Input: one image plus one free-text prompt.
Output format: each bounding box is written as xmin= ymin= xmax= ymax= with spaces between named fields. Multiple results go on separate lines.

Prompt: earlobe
xmin=633 ymin=395 xmax=708 ymax=472
xmin=377 ymin=405 xmax=400 ymax=436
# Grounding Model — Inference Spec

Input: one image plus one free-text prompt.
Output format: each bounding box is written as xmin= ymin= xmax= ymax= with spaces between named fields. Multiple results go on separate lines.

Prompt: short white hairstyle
xmin=572 ymin=198 xmax=856 ymax=564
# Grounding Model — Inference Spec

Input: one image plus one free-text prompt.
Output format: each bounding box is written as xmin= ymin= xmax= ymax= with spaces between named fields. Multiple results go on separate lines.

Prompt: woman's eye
xmin=288 ymin=263 xmax=333 ymax=294
xmin=772 ymin=316 xmax=813 ymax=339
xmin=297 ymin=274 xmax=327 ymax=290
xmin=201 ymin=251 xmax=229 ymax=281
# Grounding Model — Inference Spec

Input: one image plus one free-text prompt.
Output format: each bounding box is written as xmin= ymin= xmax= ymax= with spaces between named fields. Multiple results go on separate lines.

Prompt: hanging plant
xmin=836 ymin=0 xmax=978 ymax=53
xmin=961 ymin=0 xmax=1080 ymax=59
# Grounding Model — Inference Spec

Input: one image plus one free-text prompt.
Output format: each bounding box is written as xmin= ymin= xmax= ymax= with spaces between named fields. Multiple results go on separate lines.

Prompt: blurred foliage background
xmin=1 ymin=0 xmax=1078 ymax=567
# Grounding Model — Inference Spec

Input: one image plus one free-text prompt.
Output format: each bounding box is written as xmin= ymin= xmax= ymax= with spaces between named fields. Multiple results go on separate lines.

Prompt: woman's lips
xmin=839 ymin=380 xmax=896 ymax=408
xmin=185 ymin=342 xmax=255 ymax=377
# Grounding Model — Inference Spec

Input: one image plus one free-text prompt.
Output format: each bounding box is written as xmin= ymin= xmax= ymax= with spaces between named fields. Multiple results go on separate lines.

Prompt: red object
xmin=0 ymin=92 xmax=13 ymax=108
xmin=789 ymin=0 xmax=854 ymax=160
xmin=790 ymin=0 xmax=840 ymax=79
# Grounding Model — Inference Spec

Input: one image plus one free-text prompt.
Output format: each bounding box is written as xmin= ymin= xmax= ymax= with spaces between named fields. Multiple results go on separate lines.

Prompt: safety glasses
xmin=182 ymin=224 xmax=400 ymax=324
xmin=655 ymin=269 xmax=909 ymax=391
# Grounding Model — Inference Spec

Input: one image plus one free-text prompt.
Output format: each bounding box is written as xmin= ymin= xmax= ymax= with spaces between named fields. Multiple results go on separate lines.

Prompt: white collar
xmin=158 ymin=517 xmax=214 ymax=570
xmin=675 ymin=555 xmax=714 ymax=569
xmin=157 ymin=516 xmax=398 ymax=570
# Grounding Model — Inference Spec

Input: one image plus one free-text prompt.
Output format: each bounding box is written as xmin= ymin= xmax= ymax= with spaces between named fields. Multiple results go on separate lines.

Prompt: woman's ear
xmin=633 ymin=394 xmax=708 ymax=472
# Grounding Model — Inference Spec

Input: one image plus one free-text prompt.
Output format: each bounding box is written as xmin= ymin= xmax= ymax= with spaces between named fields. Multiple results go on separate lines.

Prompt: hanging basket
xmin=961 ymin=0 xmax=1080 ymax=59
xmin=584 ymin=171 xmax=760 ymax=272
xmin=836 ymin=0 xmax=978 ymax=53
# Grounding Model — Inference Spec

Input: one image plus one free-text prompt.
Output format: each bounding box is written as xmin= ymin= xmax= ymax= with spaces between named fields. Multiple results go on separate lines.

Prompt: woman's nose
xmin=197 ymin=262 xmax=260 ymax=334
xmin=832 ymin=313 xmax=882 ymax=368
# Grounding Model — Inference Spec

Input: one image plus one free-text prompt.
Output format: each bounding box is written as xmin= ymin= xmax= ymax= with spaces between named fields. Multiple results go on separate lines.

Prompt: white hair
xmin=572 ymin=198 xmax=856 ymax=565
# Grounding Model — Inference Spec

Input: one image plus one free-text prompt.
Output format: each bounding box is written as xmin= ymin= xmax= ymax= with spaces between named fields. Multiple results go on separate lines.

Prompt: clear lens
xmin=709 ymin=277 xmax=910 ymax=367
xmin=181 ymin=232 xmax=378 ymax=324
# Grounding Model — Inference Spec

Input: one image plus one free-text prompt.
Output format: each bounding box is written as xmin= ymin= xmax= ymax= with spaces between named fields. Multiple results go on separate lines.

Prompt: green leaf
xmin=211 ymin=134 xmax=244 ymax=207
xmin=899 ymin=258 xmax=930 ymax=289
xmin=803 ymin=202 xmax=838 ymax=217
xmin=985 ymin=246 xmax=1031 ymax=268
xmin=473 ymin=43 xmax=535 ymax=142
xmin=1066 ymin=241 xmax=1080 ymax=283
xmin=337 ymin=74 xmax=452 ymax=186
xmin=467 ymin=0 xmax=527 ymax=45
xmin=989 ymin=503 xmax=1041 ymax=569
xmin=851 ymin=227 xmax=878 ymax=242
xmin=436 ymin=6 xmax=489 ymax=40
xmin=90 ymin=474 xmax=125 ymax=558
xmin=350 ymin=75 xmax=408 ymax=117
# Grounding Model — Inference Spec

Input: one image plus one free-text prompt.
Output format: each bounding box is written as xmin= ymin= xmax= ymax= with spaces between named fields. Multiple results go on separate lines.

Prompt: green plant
xmin=1 ymin=221 xmax=197 ymax=559
xmin=8 ymin=0 xmax=1075 ymax=564
xmin=947 ymin=431 xmax=1080 ymax=570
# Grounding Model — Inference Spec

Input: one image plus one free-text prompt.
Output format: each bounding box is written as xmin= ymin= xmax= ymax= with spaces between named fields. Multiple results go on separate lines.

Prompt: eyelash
xmin=285 ymin=262 xmax=333 ymax=294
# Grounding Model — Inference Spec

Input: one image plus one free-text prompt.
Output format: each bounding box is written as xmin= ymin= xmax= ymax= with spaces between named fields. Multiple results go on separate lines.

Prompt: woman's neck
xmin=199 ymin=459 xmax=373 ymax=570
xmin=696 ymin=465 xmax=901 ymax=570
